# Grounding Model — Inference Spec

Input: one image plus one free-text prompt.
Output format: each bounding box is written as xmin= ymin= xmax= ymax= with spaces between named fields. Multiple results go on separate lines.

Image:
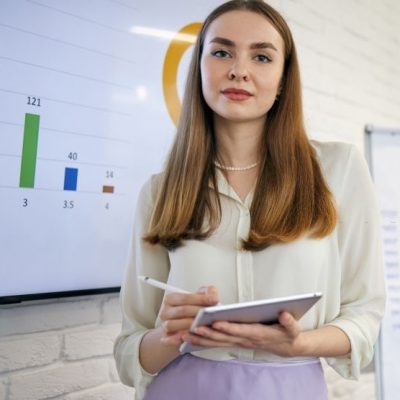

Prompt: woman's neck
xmin=214 ymin=118 xmax=264 ymax=167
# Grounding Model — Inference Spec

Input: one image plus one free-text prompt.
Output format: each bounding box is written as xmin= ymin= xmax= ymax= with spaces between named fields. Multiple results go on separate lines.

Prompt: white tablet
xmin=179 ymin=292 xmax=322 ymax=353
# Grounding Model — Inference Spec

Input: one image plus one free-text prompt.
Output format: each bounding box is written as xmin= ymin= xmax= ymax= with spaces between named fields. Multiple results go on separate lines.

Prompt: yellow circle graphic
xmin=162 ymin=22 xmax=202 ymax=125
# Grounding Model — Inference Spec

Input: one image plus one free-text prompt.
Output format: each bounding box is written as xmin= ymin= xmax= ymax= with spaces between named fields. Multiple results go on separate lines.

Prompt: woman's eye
xmin=255 ymin=54 xmax=272 ymax=63
xmin=211 ymin=50 xmax=231 ymax=58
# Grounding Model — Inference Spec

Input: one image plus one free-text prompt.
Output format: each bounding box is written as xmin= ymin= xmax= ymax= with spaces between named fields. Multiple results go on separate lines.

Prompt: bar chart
xmin=0 ymin=0 xmax=178 ymax=299
xmin=0 ymin=87 xmax=132 ymax=295
xmin=14 ymin=112 xmax=116 ymax=194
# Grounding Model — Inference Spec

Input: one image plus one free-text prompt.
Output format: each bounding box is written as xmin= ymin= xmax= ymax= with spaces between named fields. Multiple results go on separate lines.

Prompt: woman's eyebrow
xmin=209 ymin=37 xmax=235 ymax=47
xmin=209 ymin=36 xmax=278 ymax=51
xmin=251 ymin=42 xmax=278 ymax=51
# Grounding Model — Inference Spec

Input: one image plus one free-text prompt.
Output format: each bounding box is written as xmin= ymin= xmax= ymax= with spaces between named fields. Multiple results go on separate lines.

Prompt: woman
xmin=114 ymin=1 xmax=385 ymax=399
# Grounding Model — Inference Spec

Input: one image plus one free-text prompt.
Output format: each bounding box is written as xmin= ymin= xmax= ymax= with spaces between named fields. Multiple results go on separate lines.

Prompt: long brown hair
xmin=145 ymin=0 xmax=337 ymax=251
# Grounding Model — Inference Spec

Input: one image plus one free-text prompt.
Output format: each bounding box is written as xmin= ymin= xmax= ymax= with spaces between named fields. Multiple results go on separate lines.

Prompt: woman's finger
xmin=184 ymin=330 xmax=255 ymax=349
xmin=160 ymin=304 xmax=203 ymax=321
xmin=212 ymin=321 xmax=270 ymax=340
xmin=278 ymin=312 xmax=301 ymax=338
xmin=181 ymin=332 xmax=237 ymax=349
xmin=194 ymin=326 xmax=255 ymax=347
xmin=164 ymin=289 xmax=219 ymax=307
xmin=162 ymin=318 xmax=194 ymax=334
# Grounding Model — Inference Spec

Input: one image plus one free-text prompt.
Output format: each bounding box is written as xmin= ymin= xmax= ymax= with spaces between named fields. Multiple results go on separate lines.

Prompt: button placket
xmin=235 ymin=203 xmax=253 ymax=303
xmin=235 ymin=202 xmax=255 ymax=360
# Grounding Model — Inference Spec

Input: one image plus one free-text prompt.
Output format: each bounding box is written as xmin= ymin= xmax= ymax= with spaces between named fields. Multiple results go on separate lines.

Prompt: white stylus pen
xmin=138 ymin=275 xmax=191 ymax=294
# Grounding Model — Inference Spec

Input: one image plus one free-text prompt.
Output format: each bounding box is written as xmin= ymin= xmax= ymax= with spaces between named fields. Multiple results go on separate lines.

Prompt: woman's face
xmin=200 ymin=10 xmax=285 ymax=125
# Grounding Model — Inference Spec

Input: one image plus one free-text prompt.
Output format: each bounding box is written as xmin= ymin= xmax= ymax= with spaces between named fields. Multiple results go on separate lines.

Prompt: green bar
xmin=19 ymin=113 xmax=40 ymax=188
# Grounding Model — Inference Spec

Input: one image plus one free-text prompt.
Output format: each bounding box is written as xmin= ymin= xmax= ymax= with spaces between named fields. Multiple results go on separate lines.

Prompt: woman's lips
xmin=221 ymin=88 xmax=253 ymax=101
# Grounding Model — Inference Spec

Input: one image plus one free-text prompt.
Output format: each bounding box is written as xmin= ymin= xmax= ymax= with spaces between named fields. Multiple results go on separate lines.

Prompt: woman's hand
xmin=159 ymin=285 xmax=219 ymax=348
xmin=181 ymin=311 xmax=306 ymax=357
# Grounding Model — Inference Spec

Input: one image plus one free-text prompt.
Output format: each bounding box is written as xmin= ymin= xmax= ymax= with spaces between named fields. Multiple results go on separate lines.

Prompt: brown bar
xmin=102 ymin=185 xmax=114 ymax=194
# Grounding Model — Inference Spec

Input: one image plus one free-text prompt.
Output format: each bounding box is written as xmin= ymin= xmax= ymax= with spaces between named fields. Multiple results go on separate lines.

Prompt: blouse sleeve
xmin=325 ymin=144 xmax=386 ymax=379
xmin=113 ymin=175 xmax=170 ymax=398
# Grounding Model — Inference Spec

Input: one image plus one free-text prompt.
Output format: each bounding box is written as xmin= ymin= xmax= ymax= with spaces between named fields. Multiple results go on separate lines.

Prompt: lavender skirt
xmin=144 ymin=354 xmax=328 ymax=400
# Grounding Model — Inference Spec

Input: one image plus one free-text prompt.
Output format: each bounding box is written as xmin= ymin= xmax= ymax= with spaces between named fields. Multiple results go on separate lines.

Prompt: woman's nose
xmin=228 ymin=58 xmax=249 ymax=81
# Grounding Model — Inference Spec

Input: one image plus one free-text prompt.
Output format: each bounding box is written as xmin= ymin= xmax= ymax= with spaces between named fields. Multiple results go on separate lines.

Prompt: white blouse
xmin=114 ymin=140 xmax=386 ymax=399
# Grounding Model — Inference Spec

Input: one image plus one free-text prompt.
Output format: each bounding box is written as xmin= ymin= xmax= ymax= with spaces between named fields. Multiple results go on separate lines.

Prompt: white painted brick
xmin=350 ymin=376 xmax=377 ymax=400
xmin=0 ymin=299 xmax=101 ymax=336
xmin=65 ymin=383 xmax=134 ymax=400
xmin=288 ymin=22 xmax=322 ymax=56
xmin=8 ymin=359 xmax=110 ymax=400
xmin=299 ymin=0 xmax=340 ymax=24
xmin=64 ymin=324 xmax=120 ymax=360
xmin=268 ymin=0 xmax=282 ymax=10
xmin=0 ymin=334 xmax=60 ymax=373
xmin=340 ymin=2 xmax=371 ymax=38
xmin=296 ymin=44 xmax=322 ymax=74
xmin=305 ymin=0 xmax=345 ymax=15
xmin=102 ymin=295 xmax=122 ymax=324
xmin=331 ymin=373 xmax=375 ymax=400
xmin=281 ymin=1 xmax=325 ymax=33
xmin=108 ymin=358 xmax=122 ymax=383
xmin=323 ymin=358 xmax=376 ymax=400
xmin=0 ymin=379 xmax=7 ymax=400
xmin=323 ymin=23 xmax=351 ymax=58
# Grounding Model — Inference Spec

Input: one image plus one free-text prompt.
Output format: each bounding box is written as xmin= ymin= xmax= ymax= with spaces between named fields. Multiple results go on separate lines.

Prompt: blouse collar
xmin=210 ymin=169 xmax=255 ymax=208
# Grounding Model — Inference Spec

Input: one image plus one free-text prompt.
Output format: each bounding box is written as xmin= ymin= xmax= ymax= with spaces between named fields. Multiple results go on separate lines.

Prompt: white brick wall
xmin=0 ymin=295 xmax=134 ymax=400
xmin=1 ymin=1 xmax=399 ymax=399
xmin=0 ymin=379 xmax=7 ymax=400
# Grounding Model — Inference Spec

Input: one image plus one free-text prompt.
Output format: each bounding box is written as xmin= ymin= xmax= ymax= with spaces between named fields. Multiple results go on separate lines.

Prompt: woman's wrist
xmin=291 ymin=331 xmax=311 ymax=357
xmin=139 ymin=327 xmax=181 ymax=374
xmin=291 ymin=326 xmax=351 ymax=358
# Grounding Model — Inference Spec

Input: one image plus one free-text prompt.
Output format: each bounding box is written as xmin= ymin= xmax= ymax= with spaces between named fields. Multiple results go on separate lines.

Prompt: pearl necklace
xmin=214 ymin=160 xmax=259 ymax=171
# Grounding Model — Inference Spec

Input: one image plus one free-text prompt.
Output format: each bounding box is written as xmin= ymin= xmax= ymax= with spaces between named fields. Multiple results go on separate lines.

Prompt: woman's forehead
xmin=203 ymin=10 xmax=284 ymax=51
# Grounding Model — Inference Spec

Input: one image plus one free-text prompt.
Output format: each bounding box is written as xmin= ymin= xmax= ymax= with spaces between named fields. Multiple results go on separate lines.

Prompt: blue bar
xmin=64 ymin=167 xmax=78 ymax=191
